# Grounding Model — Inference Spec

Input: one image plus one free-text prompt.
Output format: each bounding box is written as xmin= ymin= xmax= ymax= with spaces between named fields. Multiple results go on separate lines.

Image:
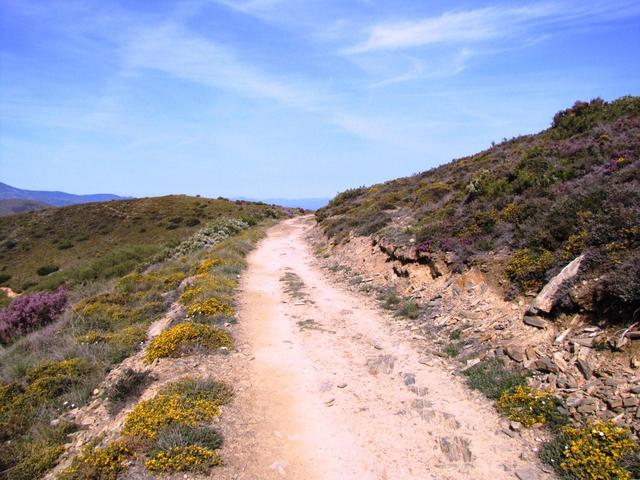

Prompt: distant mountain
xmin=234 ymin=197 xmax=330 ymax=210
xmin=0 ymin=198 xmax=51 ymax=216
xmin=0 ymin=181 xmax=131 ymax=207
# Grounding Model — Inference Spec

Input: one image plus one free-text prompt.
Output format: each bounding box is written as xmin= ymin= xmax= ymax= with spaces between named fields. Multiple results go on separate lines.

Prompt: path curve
xmin=219 ymin=217 xmax=548 ymax=480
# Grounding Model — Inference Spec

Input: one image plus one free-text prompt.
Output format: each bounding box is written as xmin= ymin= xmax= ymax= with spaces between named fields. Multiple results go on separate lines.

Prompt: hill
xmin=317 ymin=96 xmax=640 ymax=322
xmin=0 ymin=198 xmax=51 ymax=216
xmin=0 ymin=195 xmax=285 ymax=291
xmin=0 ymin=181 xmax=130 ymax=206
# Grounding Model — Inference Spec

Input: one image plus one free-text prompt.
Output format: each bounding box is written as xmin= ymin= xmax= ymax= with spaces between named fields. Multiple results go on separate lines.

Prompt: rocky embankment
xmin=311 ymin=229 xmax=640 ymax=436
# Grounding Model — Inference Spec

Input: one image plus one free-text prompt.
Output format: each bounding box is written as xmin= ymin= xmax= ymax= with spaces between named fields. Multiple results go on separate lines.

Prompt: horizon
xmin=1 ymin=0 xmax=639 ymax=198
xmin=0 ymin=179 xmax=330 ymax=202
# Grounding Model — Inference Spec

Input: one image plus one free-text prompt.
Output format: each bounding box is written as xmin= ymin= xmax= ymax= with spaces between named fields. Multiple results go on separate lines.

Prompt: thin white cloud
xmin=368 ymin=49 xmax=472 ymax=89
xmin=330 ymin=113 xmax=427 ymax=150
xmin=346 ymin=1 xmax=640 ymax=54
xmin=124 ymin=24 xmax=321 ymax=108
xmin=122 ymin=23 xmax=426 ymax=150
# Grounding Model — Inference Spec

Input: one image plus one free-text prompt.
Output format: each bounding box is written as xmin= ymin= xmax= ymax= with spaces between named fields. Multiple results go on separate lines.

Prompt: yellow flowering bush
xmin=77 ymin=325 xmax=146 ymax=346
xmin=73 ymin=300 xmax=129 ymax=323
xmin=0 ymin=383 xmax=33 ymax=440
xmin=145 ymin=445 xmax=221 ymax=473
xmin=179 ymin=286 xmax=204 ymax=304
xmin=122 ymin=393 xmax=219 ymax=439
xmin=497 ymin=385 xmax=563 ymax=427
xmin=505 ymin=248 xmax=555 ymax=291
xmin=1 ymin=421 xmax=76 ymax=480
xmin=558 ymin=422 xmax=637 ymax=480
xmin=121 ymin=378 xmax=230 ymax=439
xmin=144 ymin=322 xmax=233 ymax=363
xmin=58 ymin=440 xmax=131 ymax=480
xmin=186 ymin=297 xmax=234 ymax=317
xmin=197 ymin=258 xmax=222 ymax=275
xmin=25 ymin=358 xmax=90 ymax=398
xmin=116 ymin=271 xmax=186 ymax=293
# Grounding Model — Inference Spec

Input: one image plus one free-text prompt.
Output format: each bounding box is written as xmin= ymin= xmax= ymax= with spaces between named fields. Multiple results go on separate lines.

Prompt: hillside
xmin=0 ymin=181 xmax=130 ymax=206
xmin=0 ymin=198 xmax=51 ymax=216
xmin=0 ymin=203 xmax=285 ymax=478
xmin=317 ymin=96 xmax=640 ymax=323
xmin=0 ymin=195 xmax=284 ymax=291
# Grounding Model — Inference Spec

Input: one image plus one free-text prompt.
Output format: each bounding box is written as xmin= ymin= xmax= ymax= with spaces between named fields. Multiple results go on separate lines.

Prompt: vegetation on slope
xmin=0 ymin=199 xmax=50 ymax=217
xmin=0 ymin=196 xmax=285 ymax=478
xmin=317 ymin=96 xmax=640 ymax=321
xmin=0 ymin=194 xmax=282 ymax=292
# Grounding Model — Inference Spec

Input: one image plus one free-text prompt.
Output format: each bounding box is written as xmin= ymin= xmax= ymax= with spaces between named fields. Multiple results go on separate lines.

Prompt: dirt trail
xmin=219 ymin=217 xmax=550 ymax=480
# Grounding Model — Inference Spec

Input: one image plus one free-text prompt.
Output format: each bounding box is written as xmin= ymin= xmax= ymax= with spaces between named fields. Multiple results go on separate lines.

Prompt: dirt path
xmin=219 ymin=217 xmax=549 ymax=480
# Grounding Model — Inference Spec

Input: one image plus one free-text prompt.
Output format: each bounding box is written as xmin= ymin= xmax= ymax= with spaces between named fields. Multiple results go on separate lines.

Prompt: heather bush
xmin=0 ymin=287 xmax=67 ymax=344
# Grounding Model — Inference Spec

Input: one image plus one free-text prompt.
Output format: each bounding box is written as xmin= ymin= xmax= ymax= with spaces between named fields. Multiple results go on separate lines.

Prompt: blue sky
xmin=1 ymin=0 xmax=639 ymax=199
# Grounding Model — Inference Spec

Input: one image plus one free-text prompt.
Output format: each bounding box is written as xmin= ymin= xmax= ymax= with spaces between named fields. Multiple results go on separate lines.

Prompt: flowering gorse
xmin=560 ymin=421 xmax=637 ymax=480
xmin=497 ymin=385 xmax=562 ymax=427
xmin=144 ymin=322 xmax=233 ymax=363
xmin=58 ymin=441 xmax=131 ymax=480
xmin=145 ymin=445 xmax=221 ymax=472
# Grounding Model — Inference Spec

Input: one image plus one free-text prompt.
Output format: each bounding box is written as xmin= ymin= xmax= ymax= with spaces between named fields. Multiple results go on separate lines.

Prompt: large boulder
xmin=530 ymin=255 xmax=585 ymax=314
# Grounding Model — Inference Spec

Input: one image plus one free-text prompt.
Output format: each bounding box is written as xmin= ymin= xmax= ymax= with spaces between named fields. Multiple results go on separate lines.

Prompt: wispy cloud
xmin=346 ymin=1 xmax=640 ymax=54
xmin=121 ymin=22 xmax=428 ymax=150
xmin=125 ymin=24 xmax=322 ymax=108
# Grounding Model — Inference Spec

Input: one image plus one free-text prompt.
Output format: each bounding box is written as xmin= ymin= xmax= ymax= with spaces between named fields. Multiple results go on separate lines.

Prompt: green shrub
xmin=153 ymin=424 xmax=223 ymax=453
xmin=105 ymin=368 xmax=154 ymax=414
xmin=73 ymin=245 xmax=159 ymax=282
xmin=462 ymin=358 xmax=529 ymax=399
xmin=0 ymin=289 xmax=11 ymax=308
xmin=0 ymin=421 xmax=77 ymax=480
xmin=0 ymin=273 xmax=11 ymax=284
xmin=396 ymin=300 xmax=420 ymax=319
xmin=377 ymin=288 xmax=402 ymax=310
xmin=37 ymin=265 xmax=59 ymax=276
xmin=444 ymin=342 xmax=462 ymax=357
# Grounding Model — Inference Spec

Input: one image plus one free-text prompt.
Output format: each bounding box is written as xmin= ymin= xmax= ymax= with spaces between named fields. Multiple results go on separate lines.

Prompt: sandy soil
xmin=218 ymin=217 xmax=551 ymax=480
